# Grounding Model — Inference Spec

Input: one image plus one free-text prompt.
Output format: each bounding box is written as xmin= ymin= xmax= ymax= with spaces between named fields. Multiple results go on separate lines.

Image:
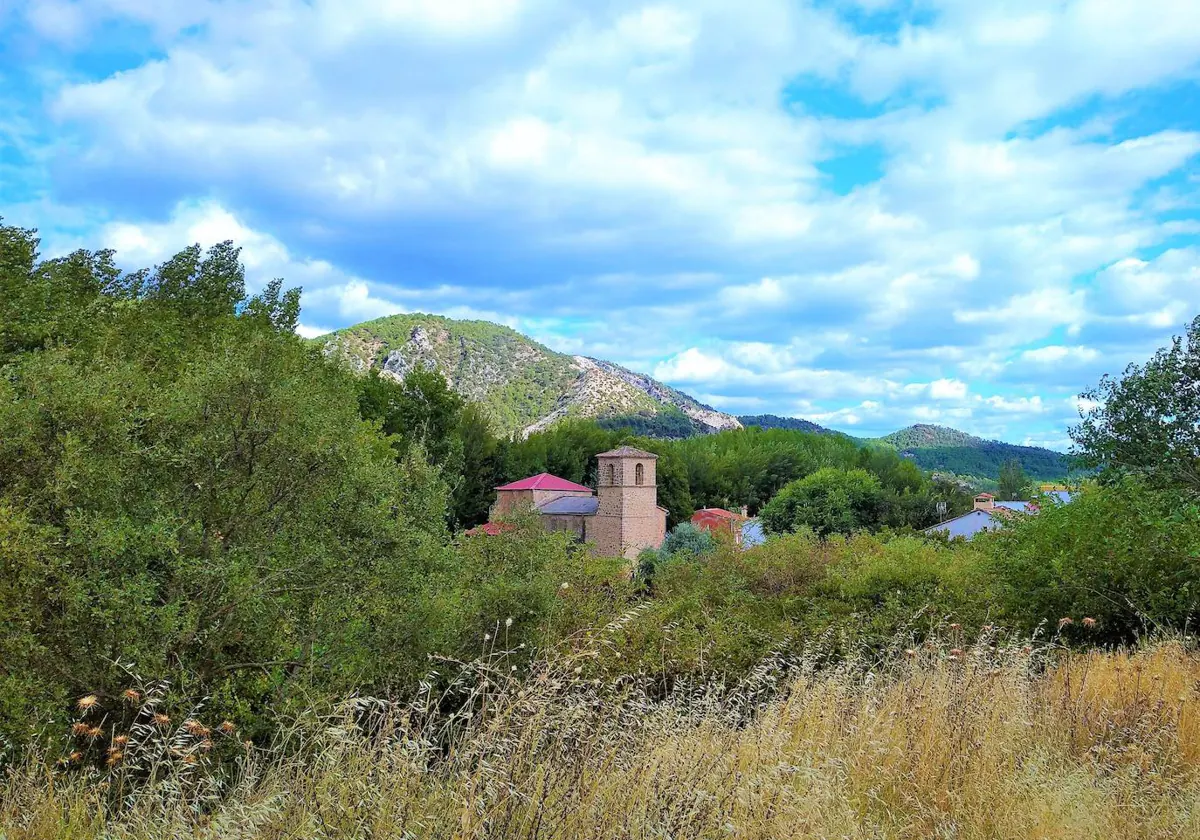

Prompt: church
xmin=480 ymin=446 xmax=667 ymax=559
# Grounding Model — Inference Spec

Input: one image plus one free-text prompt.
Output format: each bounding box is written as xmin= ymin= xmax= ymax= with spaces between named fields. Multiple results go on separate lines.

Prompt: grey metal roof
xmin=741 ymin=520 xmax=765 ymax=548
xmin=924 ymin=509 xmax=1004 ymax=539
xmin=538 ymin=495 xmax=600 ymax=515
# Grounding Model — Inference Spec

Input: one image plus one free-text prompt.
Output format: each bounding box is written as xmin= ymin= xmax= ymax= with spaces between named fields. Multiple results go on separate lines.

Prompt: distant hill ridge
xmin=319 ymin=316 xmax=1072 ymax=482
xmin=319 ymin=313 xmax=742 ymax=436
xmin=738 ymin=417 xmax=1071 ymax=483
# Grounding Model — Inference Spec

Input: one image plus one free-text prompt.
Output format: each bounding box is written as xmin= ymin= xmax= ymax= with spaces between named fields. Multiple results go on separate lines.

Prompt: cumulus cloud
xmin=2 ymin=0 xmax=1199 ymax=444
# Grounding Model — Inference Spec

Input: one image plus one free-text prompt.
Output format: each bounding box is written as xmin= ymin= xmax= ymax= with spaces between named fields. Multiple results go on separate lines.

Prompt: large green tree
xmin=760 ymin=468 xmax=886 ymax=537
xmin=0 ymin=228 xmax=453 ymax=745
xmin=1072 ymin=315 xmax=1200 ymax=492
xmin=997 ymin=459 xmax=1029 ymax=501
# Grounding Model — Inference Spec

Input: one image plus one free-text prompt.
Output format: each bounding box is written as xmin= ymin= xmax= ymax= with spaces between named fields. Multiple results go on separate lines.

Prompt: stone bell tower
xmin=590 ymin=446 xmax=667 ymax=560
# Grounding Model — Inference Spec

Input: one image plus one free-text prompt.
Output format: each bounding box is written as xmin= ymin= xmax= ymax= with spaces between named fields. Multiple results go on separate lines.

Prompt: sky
xmin=2 ymin=1 xmax=1199 ymax=449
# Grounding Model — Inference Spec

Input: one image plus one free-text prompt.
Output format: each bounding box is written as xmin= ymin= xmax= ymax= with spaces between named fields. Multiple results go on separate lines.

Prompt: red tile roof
xmin=495 ymin=473 xmax=594 ymax=493
xmin=692 ymin=507 xmax=746 ymax=521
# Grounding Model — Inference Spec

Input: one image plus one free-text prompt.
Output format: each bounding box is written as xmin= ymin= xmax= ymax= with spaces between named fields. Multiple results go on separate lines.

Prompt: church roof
xmin=538 ymin=496 xmax=600 ymax=515
xmin=495 ymin=473 xmax=593 ymax=493
xmin=596 ymin=446 xmax=658 ymax=459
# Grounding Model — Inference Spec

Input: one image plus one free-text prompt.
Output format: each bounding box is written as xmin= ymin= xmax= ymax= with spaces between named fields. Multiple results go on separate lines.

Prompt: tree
xmin=760 ymin=468 xmax=885 ymax=537
xmin=1072 ymin=315 xmax=1200 ymax=492
xmin=357 ymin=367 xmax=465 ymax=466
xmin=997 ymin=459 xmax=1029 ymax=501
xmin=659 ymin=522 xmax=717 ymax=559
xmin=451 ymin=403 xmax=502 ymax=528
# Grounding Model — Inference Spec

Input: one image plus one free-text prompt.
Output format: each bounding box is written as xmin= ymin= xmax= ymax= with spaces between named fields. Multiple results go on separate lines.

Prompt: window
xmin=635 ymin=463 xmax=644 ymax=485
xmin=606 ymin=463 xmax=615 ymax=485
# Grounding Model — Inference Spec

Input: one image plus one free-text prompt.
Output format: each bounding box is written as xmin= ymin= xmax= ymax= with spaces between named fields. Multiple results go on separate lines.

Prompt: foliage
xmin=596 ymin=406 xmax=698 ymax=438
xmin=759 ymin=468 xmax=886 ymax=537
xmin=1072 ymin=314 xmax=1200 ymax=492
xmin=7 ymin=642 xmax=1200 ymax=838
xmin=877 ymin=424 xmax=1073 ymax=485
xmin=658 ymin=522 xmax=717 ymax=559
xmin=982 ymin=479 xmax=1200 ymax=644
xmin=997 ymin=458 xmax=1029 ymax=500
xmin=737 ymin=414 xmax=843 ymax=436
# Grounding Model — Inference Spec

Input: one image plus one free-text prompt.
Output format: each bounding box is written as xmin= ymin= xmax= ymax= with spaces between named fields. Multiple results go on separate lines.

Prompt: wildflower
xmin=106 ymin=748 xmax=124 ymax=766
xmin=199 ymin=739 xmax=214 ymax=752
xmin=112 ymin=735 xmax=129 ymax=748
xmin=218 ymin=720 xmax=236 ymax=735
xmin=1058 ymin=617 xmax=1074 ymax=629
xmin=560 ymin=582 xmax=570 ymax=591
xmin=243 ymin=740 xmax=253 ymax=750
xmin=152 ymin=713 xmax=171 ymax=727
xmin=982 ymin=624 xmax=993 ymax=633
xmin=484 ymin=633 xmax=492 ymax=642
xmin=182 ymin=754 xmax=198 ymax=765
xmin=121 ymin=689 xmax=141 ymax=704
xmin=949 ymin=623 xmax=961 ymax=631
xmin=69 ymin=751 xmax=84 ymax=763
xmin=77 ymin=695 xmax=100 ymax=712
xmin=505 ymin=617 xmax=513 ymax=628
xmin=72 ymin=722 xmax=91 ymax=737
xmin=1082 ymin=617 xmax=1097 ymax=628
xmin=183 ymin=719 xmax=205 ymax=735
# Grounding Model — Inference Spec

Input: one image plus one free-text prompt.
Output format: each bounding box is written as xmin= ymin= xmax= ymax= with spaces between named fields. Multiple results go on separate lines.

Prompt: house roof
xmin=495 ymin=473 xmax=593 ymax=493
xmin=692 ymin=508 xmax=747 ymax=521
xmin=538 ymin=496 xmax=600 ymax=515
xmin=596 ymin=446 xmax=658 ymax=459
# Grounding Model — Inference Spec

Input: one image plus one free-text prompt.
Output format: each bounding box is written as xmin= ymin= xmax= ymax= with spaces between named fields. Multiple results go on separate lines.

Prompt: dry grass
xmin=4 ymin=634 xmax=1200 ymax=839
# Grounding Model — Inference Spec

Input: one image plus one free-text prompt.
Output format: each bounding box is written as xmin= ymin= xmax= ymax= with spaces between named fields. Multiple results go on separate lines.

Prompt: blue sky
xmin=3 ymin=0 xmax=1199 ymax=449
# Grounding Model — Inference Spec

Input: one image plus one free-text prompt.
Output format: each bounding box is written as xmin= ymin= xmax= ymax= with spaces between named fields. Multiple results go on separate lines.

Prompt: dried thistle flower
xmin=183 ymin=719 xmax=207 ymax=736
xmin=121 ymin=688 xmax=141 ymax=704
xmin=1058 ymin=617 xmax=1074 ymax=629
xmin=153 ymin=713 xmax=171 ymax=727
xmin=68 ymin=751 xmax=83 ymax=763
xmin=199 ymin=739 xmax=214 ymax=752
xmin=112 ymin=735 xmax=129 ymax=747
xmin=218 ymin=720 xmax=236 ymax=735
xmin=905 ymin=649 xmax=917 ymax=658
xmin=76 ymin=695 xmax=100 ymax=712
xmin=71 ymin=722 xmax=91 ymax=737
xmin=1082 ymin=617 xmax=1097 ymax=628
xmin=949 ymin=648 xmax=964 ymax=659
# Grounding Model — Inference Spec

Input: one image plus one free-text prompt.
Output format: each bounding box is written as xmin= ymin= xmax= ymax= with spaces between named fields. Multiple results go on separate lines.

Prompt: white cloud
xmin=7 ymin=0 xmax=1200 ymax=445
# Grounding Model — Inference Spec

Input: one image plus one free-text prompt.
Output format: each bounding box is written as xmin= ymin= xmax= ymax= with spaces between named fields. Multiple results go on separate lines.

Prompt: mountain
xmin=877 ymin=424 xmax=1072 ymax=482
xmin=319 ymin=313 xmax=742 ymax=436
xmin=738 ymin=414 xmax=847 ymax=436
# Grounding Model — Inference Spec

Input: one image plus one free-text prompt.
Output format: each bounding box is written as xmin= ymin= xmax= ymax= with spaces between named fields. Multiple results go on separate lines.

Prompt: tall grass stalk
xmin=4 ymin=634 xmax=1200 ymax=839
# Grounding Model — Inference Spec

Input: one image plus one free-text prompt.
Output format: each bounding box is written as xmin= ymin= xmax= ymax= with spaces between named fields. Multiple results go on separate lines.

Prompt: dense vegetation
xmin=877 ymin=423 xmax=1073 ymax=484
xmin=737 ymin=413 xmax=843 ymax=435
xmin=3 ymin=224 xmax=1200 ymax=837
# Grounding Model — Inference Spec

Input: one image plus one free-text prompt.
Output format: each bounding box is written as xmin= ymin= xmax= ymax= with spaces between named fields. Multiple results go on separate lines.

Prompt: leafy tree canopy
xmin=1072 ymin=315 xmax=1200 ymax=492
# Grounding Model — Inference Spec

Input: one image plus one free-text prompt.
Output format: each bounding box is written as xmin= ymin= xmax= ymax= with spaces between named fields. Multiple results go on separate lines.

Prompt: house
xmin=691 ymin=507 xmax=748 ymax=544
xmin=471 ymin=446 xmax=668 ymax=560
xmin=924 ymin=490 xmax=1071 ymax=540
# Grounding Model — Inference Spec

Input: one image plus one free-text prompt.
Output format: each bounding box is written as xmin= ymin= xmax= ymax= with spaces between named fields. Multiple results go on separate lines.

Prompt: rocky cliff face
xmin=321 ymin=313 xmax=741 ymax=437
